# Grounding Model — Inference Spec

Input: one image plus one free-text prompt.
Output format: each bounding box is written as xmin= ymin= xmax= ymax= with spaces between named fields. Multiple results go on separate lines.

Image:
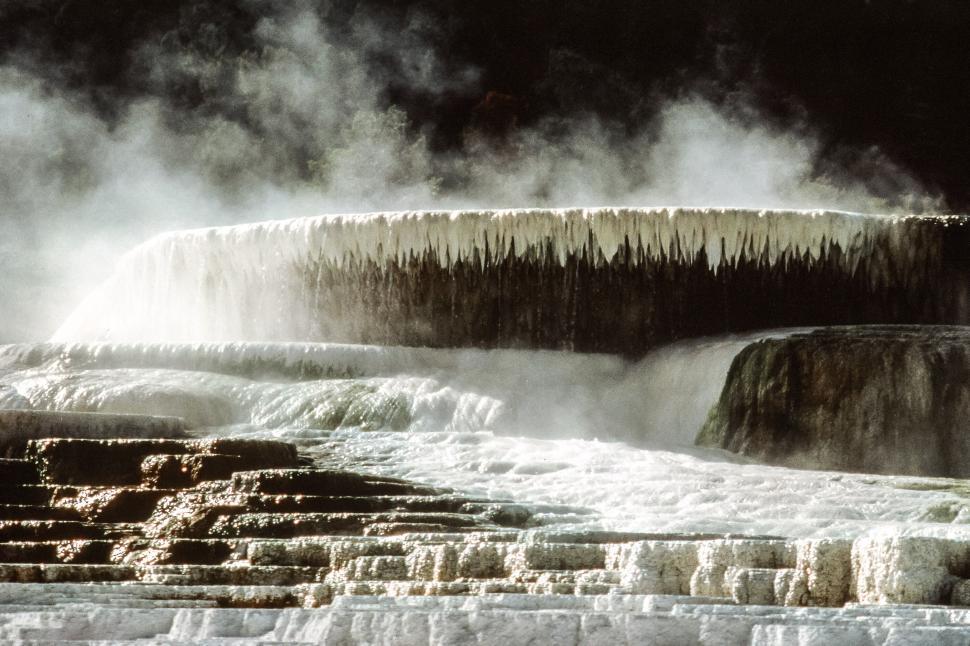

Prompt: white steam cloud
xmin=0 ymin=5 xmax=941 ymax=341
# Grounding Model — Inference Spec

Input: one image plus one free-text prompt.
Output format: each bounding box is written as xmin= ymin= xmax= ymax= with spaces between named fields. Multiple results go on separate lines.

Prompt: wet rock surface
xmin=698 ymin=326 xmax=970 ymax=477
xmin=0 ymin=409 xmax=187 ymax=457
xmin=47 ymin=210 xmax=970 ymax=354
xmin=0 ymin=416 xmax=968 ymax=642
xmin=0 ymin=412 xmax=542 ymax=602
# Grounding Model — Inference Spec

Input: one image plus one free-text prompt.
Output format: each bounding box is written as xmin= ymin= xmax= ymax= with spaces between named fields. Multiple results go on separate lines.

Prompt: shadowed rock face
xmin=0 ymin=411 xmax=539 ymax=594
xmin=0 ymin=410 xmax=187 ymax=457
xmin=697 ymin=326 xmax=970 ymax=477
xmin=52 ymin=210 xmax=970 ymax=354
xmin=302 ymin=233 xmax=969 ymax=355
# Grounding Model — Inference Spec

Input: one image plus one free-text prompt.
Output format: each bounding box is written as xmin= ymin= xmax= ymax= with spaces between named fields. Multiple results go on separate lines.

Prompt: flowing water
xmin=3 ymin=335 xmax=969 ymax=540
xmin=5 ymin=208 xmax=970 ymax=544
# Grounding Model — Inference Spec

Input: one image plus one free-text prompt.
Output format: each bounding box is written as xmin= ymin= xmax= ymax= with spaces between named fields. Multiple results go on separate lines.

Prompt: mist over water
xmin=0 ymin=333 xmax=770 ymax=446
xmin=5 ymin=12 xmax=970 ymax=642
xmin=7 ymin=333 xmax=966 ymax=539
xmin=0 ymin=3 xmax=944 ymax=342
xmin=3 ymin=0 xmax=966 ymax=538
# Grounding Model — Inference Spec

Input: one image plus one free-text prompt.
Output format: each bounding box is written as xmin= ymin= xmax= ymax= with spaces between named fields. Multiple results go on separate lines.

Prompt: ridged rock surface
xmin=53 ymin=209 xmax=970 ymax=354
xmin=5 ymin=406 xmax=970 ymax=643
xmin=698 ymin=326 xmax=970 ymax=476
xmin=0 ymin=410 xmax=186 ymax=457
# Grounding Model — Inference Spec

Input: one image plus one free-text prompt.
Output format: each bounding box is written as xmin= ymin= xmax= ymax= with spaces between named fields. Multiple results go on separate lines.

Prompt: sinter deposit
xmin=3 ymin=209 xmax=970 ymax=644
xmin=53 ymin=208 xmax=970 ymax=353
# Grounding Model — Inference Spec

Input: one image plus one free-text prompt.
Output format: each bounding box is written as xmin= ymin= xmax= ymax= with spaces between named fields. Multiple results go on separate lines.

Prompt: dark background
xmin=3 ymin=0 xmax=968 ymax=210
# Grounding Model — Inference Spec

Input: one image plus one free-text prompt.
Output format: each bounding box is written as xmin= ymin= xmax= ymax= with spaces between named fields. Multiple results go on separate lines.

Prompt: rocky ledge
xmin=0 ymin=411 xmax=536 ymax=599
xmin=3 ymin=411 xmax=970 ymax=642
xmin=0 ymin=409 xmax=187 ymax=456
xmin=698 ymin=326 xmax=970 ymax=477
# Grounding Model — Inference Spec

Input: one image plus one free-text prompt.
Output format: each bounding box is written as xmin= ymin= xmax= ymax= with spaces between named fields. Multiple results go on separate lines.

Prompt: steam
xmin=0 ymin=5 xmax=941 ymax=342
xmin=0 ymin=333 xmax=776 ymax=445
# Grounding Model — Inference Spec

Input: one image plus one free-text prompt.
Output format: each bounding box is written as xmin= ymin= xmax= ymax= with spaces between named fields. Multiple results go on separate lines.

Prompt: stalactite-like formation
xmin=54 ymin=208 xmax=970 ymax=353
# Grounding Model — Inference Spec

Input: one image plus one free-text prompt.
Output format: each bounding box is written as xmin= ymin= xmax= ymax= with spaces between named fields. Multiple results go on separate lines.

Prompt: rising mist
xmin=0 ymin=1 xmax=949 ymax=341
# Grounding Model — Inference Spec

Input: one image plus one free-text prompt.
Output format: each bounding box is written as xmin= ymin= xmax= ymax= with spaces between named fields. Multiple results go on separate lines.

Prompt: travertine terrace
xmin=54 ymin=209 xmax=970 ymax=353
xmin=2 ymin=412 xmax=970 ymax=644
xmin=3 ymin=209 xmax=970 ymax=644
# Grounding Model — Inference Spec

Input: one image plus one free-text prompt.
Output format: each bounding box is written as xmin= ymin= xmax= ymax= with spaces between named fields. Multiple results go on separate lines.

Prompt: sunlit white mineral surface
xmin=4 ymin=338 xmax=970 ymax=644
xmin=3 ymin=337 xmax=969 ymax=542
xmin=52 ymin=207 xmax=937 ymax=343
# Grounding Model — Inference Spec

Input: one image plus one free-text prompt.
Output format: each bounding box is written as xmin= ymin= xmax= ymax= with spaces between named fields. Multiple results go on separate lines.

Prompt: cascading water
xmin=51 ymin=208 xmax=970 ymax=351
xmin=4 ymin=332 xmax=969 ymax=538
xmin=0 ymin=333 xmax=773 ymax=444
xmin=5 ymin=208 xmax=970 ymax=645
xmin=7 ymin=205 xmax=970 ymax=537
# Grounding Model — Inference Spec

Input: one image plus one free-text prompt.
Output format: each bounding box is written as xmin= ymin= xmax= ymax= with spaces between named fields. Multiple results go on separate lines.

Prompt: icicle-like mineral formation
xmin=54 ymin=208 xmax=970 ymax=353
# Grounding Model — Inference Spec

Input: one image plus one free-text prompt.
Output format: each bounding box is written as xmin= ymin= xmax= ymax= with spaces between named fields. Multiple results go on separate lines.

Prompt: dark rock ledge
xmin=0 ymin=409 xmax=187 ymax=457
xmin=0 ymin=410 xmax=536 ymax=605
xmin=698 ymin=326 xmax=970 ymax=477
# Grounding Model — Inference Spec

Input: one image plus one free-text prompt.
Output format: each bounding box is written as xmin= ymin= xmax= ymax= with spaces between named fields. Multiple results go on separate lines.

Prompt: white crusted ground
xmin=305 ymin=428 xmax=970 ymax=539
xmin=5 ymin=531 xmax=970 ymax=645
xmin=3 ymin=594 xmax=970 ymax=645
xmin=3 ymin=340 xmax=970 ymax=539
xmin=4 ymin=336 xmax=970 ymax=642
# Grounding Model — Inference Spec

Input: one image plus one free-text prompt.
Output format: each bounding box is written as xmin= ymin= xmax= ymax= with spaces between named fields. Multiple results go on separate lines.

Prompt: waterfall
xmin=0 ymin=333 xmax=777 ymax=445
xmin=52 ymin=208 xmax=970 ymax=353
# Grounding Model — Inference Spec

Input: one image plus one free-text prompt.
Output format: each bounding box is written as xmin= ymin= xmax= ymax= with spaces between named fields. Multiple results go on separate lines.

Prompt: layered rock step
xmin=5 ymin=593 xmax=970 ymax=645
xmin=4 ymin=411 xmax=970 ymax=624
xmin=0 ymin=409 xmax=187 ymax=457
xmin=4 ymin=530 xmax=970 ymax=616
xmin=0 ymin=414 xmax=535 ymax=603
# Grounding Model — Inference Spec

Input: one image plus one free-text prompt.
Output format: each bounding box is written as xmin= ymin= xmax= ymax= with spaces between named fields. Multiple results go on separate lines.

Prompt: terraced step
xmin=0 ymin=562 xmax=324 ymax=588
xmin=0 ymin=543 xmax=58 ymax=564
xmin=0 ymin=433 xmax=552 ymax=611
xmin=0 ymin=505 xmax=80 ymax=521
xmin=27 ymin=439 xmax=194 ymax=485
xmin=0 ymin=529 xmax=969 ymax=618
xmin=24 ymin=438 xmax=302 ymax=487
xmin=186 ymin=439 xmax=298 ymax=468
xmin=249 ymin=494 xmax=395 ymax=514
xmin=52 ymin=487 xmax=174 ymax=523
xmin=0 ymin=459 xmax=39 ymax=485
xmin=0 ymin=521 xmax=123 ymax=542
xmin=142 ymin=454 xmax=274 ymax=488
xmin=137 ymin=564 xmax=323 ymax=586
xmin=210 ymin=512 xmax=376 ymax=538
xmin=142 ymin=487 xmax=250 ymax=539
xmin=210 ymin=512 xmax=484 ymax=539
xmin=457 ymin=501 xmax=532 ymax=527
xmin=0 ymin=410 xmax=187 ymax=459
xmin=48 ymin=540 xmax=114 ymax=564
xmin=0 ymin=581 xmax=299 ymax=608
xmin=0 ymin=486 xmax=55 ymax=506
xmin=247 ymin=537 xmax=405 ymax=567
xmin=363 ymin=521 xmax=483 ymax=536
xmin=0 ymin=540 xmax=114 ymax=565
xmin=231 ymin=470 xmax=439 ymax=497
xmin=121 ymin=539 xmax=237 ymax=566
xmin=247 ymin=495 xmax=528 ymax=522
xmin=6 ymin=594 xmax=970 ymax=643
xmin=0 ymin=563 xmax=135 ymax=583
